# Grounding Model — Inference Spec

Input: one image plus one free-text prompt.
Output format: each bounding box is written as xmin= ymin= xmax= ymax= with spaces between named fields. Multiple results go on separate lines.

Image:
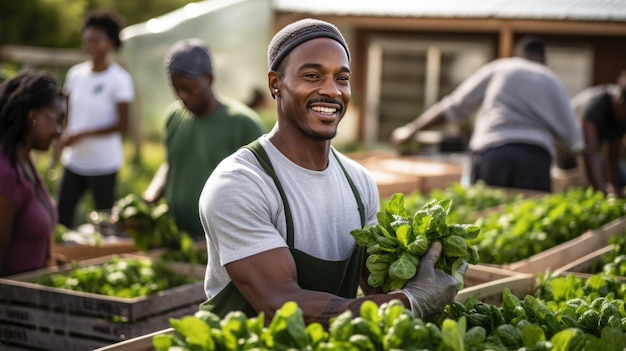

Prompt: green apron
xmin=200 ymin=139 xmax=366 ymax=318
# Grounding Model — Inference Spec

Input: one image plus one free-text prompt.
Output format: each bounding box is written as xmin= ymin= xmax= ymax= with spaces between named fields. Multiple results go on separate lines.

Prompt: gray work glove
xmin=396 ymin=241 xmax=468 ymax=318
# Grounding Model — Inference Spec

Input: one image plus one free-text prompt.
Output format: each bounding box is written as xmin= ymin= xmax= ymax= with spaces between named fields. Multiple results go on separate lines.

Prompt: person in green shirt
xmin=143 ymin=39 xmax=265 ymax=239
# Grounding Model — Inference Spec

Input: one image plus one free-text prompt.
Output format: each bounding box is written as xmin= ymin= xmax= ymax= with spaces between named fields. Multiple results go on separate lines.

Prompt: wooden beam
xmin=274 ymin=13 xmax=626 ymax=37
xmin=0 ymin=45 xmax=86 ymax=66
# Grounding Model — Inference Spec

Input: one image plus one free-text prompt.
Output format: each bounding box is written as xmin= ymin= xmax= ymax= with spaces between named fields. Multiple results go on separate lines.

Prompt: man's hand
xmin=390 ymin=125 xmax=415 ymax=146
xmin=606 ymin=183 xmax=626 ymax=198
xmin=397 ymin=241 xmax=464 ymax=318
xmin=62 ymin=133 xmax=84 ymax=147
xmin=142 ymin=163 xmax=168 ymax=204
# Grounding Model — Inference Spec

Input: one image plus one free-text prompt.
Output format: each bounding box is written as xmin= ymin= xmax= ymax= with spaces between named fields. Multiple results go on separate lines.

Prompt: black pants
xmin=57 ymin=168 xmax=117 ymax=228
xmin=471 ymin=143 xmax=552 ymax=192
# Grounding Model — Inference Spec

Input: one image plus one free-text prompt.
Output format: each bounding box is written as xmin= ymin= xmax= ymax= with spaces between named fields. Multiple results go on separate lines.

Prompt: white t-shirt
xmin=199 ymin=135 xmax=380 ymax=298
xmin=62 ymin=61 xmax=134 ymax=175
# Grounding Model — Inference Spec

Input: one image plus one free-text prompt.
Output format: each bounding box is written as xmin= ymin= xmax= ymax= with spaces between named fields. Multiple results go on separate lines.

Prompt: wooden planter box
xmin=52 ymin=238 xmax=138 ymax=263
xmin=366 ymin=169 xmax=422 ymax=200
xmin=502 ymin=216 xmax=626 ymax=274
xmin=457 ymin=274 xmax=537 ymax=306
xmin=92 ymin=328 xmax=174 ymax=351
xmin=52 ymin=223 xmax=139 ymax=263
xmin=458 ymin=246 xmax=626 ymax=307
xmin=0 ymin=255 xmax=205 ymax=351
xmin=554 ymin=245 xmax=626 ymax=282
xmin=551 ymin=166 xmax=588 ymax=193
xmin=463 ymin=264 xmax=521 ymax=288
xmin=133 ymin=245 xmax=208 ymax=279
xmin=347 ymin=152 xmax=464 ymax=195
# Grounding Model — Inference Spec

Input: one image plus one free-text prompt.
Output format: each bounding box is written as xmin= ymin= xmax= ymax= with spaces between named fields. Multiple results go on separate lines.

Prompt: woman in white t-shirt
xmin=54 ymin=9 xmax=134 ymax=228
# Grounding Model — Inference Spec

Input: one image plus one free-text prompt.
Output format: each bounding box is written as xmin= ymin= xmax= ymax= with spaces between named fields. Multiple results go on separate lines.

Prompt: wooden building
xmin=271 ymin=0 xmax=626 ymax=147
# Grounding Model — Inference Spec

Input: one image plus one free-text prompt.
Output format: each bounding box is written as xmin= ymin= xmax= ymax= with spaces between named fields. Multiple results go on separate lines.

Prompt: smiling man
xmin=198 ymin=18 xmax=463 ymax=325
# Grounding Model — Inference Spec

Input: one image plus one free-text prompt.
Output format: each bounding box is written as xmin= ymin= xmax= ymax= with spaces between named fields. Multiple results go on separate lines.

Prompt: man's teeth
xmin=311 ymin=106 xmax=337 ymax=114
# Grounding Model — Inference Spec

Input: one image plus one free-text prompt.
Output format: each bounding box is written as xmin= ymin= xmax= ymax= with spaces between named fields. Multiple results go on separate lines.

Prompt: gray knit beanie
xmin=165 ymin=38 xmax=213 ymax=76
xmin=267 ymin=18 xmax=350 ymax=72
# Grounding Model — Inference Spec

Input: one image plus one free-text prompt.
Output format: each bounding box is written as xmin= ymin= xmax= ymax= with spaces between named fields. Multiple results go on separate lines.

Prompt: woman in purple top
xmin=0 ymin=70 xmax=66 ymax=277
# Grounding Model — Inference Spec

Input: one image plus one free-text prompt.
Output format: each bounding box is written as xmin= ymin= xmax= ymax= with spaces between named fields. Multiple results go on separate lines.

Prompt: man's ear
xmin=203 ymin=73 xmax=214 ymax=85
xmin=268 ymin=71 xmax=280 ymax=99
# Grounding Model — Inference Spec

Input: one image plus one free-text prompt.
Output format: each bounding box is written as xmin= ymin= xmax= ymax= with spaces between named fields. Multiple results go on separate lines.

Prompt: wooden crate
xmin=0 ymin=342 xmax=44 ymax=351
xmin=93 ymin=328 xmax=174 ymax=351
xmin=463 ymin=264 xmax=521 ymax=288
xmin=551 ymin=166 xmax=588 ymax=193
xmin=133 ymin=245 xmax=208 ymax=279
xmin=52 ymin=238 xmax=138 ymax=263
xmin=365 ymin=169 xmax=422 ymax=199
xmin=0 ymin=323 xmax=110 ymax=350
xmin=0 ymin=255 xmax=205 ymax=351
xmin=347 ymin=152 xmax=464 ymax=195
xmin=457 ymin=274 xmax=537 ymax=306
xmin=0 ymin=307 xmax=195 ymax=351
xmin=554 ymin=245 xmax=626 ymax=282
xmin=503 ymin=216 xmax=626 ymax=273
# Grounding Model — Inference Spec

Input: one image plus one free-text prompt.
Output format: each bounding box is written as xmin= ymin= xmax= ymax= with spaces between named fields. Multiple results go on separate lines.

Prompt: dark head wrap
xmin=267 ymin=18 xmax=350 ymax=72
xmin=165 ymin=38 xmax=213 ymax=76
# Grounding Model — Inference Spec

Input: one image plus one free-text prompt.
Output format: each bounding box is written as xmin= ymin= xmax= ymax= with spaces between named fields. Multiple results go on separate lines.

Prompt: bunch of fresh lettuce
xmin=350 ymin=193 xmax=480 ymax=292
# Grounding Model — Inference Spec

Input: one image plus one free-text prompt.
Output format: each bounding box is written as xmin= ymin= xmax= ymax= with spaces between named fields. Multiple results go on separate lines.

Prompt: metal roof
xmin=272 ymin=0 xmax=626 ymax=22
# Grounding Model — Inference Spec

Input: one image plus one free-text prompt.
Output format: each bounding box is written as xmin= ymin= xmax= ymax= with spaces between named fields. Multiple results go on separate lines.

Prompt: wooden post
xmin=499 ymin=25 xmax=514 ymax=58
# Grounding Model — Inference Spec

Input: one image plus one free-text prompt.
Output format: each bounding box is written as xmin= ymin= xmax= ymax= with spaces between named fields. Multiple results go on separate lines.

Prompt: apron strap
xmin=244 ymin=139 xmax=366 ymax=248
xmin=331 ymin=148 xmax=365 ymax=227
xmin=244 ymin=139 xmax=296 ymax=247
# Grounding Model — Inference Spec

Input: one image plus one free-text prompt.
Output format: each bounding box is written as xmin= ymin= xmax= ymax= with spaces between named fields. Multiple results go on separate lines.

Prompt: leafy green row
xmin=472 ymin=187 xmax=626 ymax=264
xmin=157 ymin=300 xmax=468 ymax=351
xmin=53 ymin=222 xmax=103 ymax=244
xmin=440 ymin=272 xmax=626 ymax=350
xmin=155 ymin=273 xmax=626 ymax=351
xmin=402 ymin=181 xmax=520 ymax=224
xmin=350 ymin=194 xmax=479 ymax=292
xmin=589 ymin=234 xmax=626 ymax=277
xmin=159 ymin=233 xmax=208 ymax=265
xmin=35 ymin=256 xmax=197 ymax=298
xmin=111 ymin=193 xmax=188 ymax=251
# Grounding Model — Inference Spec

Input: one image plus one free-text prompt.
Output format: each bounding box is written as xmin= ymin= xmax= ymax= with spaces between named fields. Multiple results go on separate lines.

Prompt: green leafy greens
xmin=350 ymin=193 xmax=480 ymax=292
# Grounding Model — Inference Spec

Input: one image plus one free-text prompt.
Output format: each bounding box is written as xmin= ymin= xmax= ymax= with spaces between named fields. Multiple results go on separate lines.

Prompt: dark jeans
xmin=57 ymin=168 xmax=117 ymax=228
xmin=471 ymin=143 xmax=552 ymax=192
xmin=599 ymin=156 xmax=626 ymax=188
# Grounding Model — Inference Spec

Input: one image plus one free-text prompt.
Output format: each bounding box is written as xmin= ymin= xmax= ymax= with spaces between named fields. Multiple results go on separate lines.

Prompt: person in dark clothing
xmin=572 ymin=70 xmax=626 ymax=197
xmin=0 ymin=70 xmax=66 ymax=276
xmin=391 ymin=36 xmax=584 ymax=192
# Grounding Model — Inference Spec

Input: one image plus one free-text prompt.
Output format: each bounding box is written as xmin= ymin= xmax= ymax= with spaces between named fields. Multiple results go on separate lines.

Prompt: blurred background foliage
xmin=1 ymin=0 xmax=281 ymax=228
xmin=0 ymin=0 xmax=241 ymax=227
xmin=0 ymin=0 xmax=196 ymax=48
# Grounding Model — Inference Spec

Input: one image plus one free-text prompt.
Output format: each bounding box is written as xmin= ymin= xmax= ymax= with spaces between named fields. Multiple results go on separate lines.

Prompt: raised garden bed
xmin=0 ymin=254 xmax=205 ymax=351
